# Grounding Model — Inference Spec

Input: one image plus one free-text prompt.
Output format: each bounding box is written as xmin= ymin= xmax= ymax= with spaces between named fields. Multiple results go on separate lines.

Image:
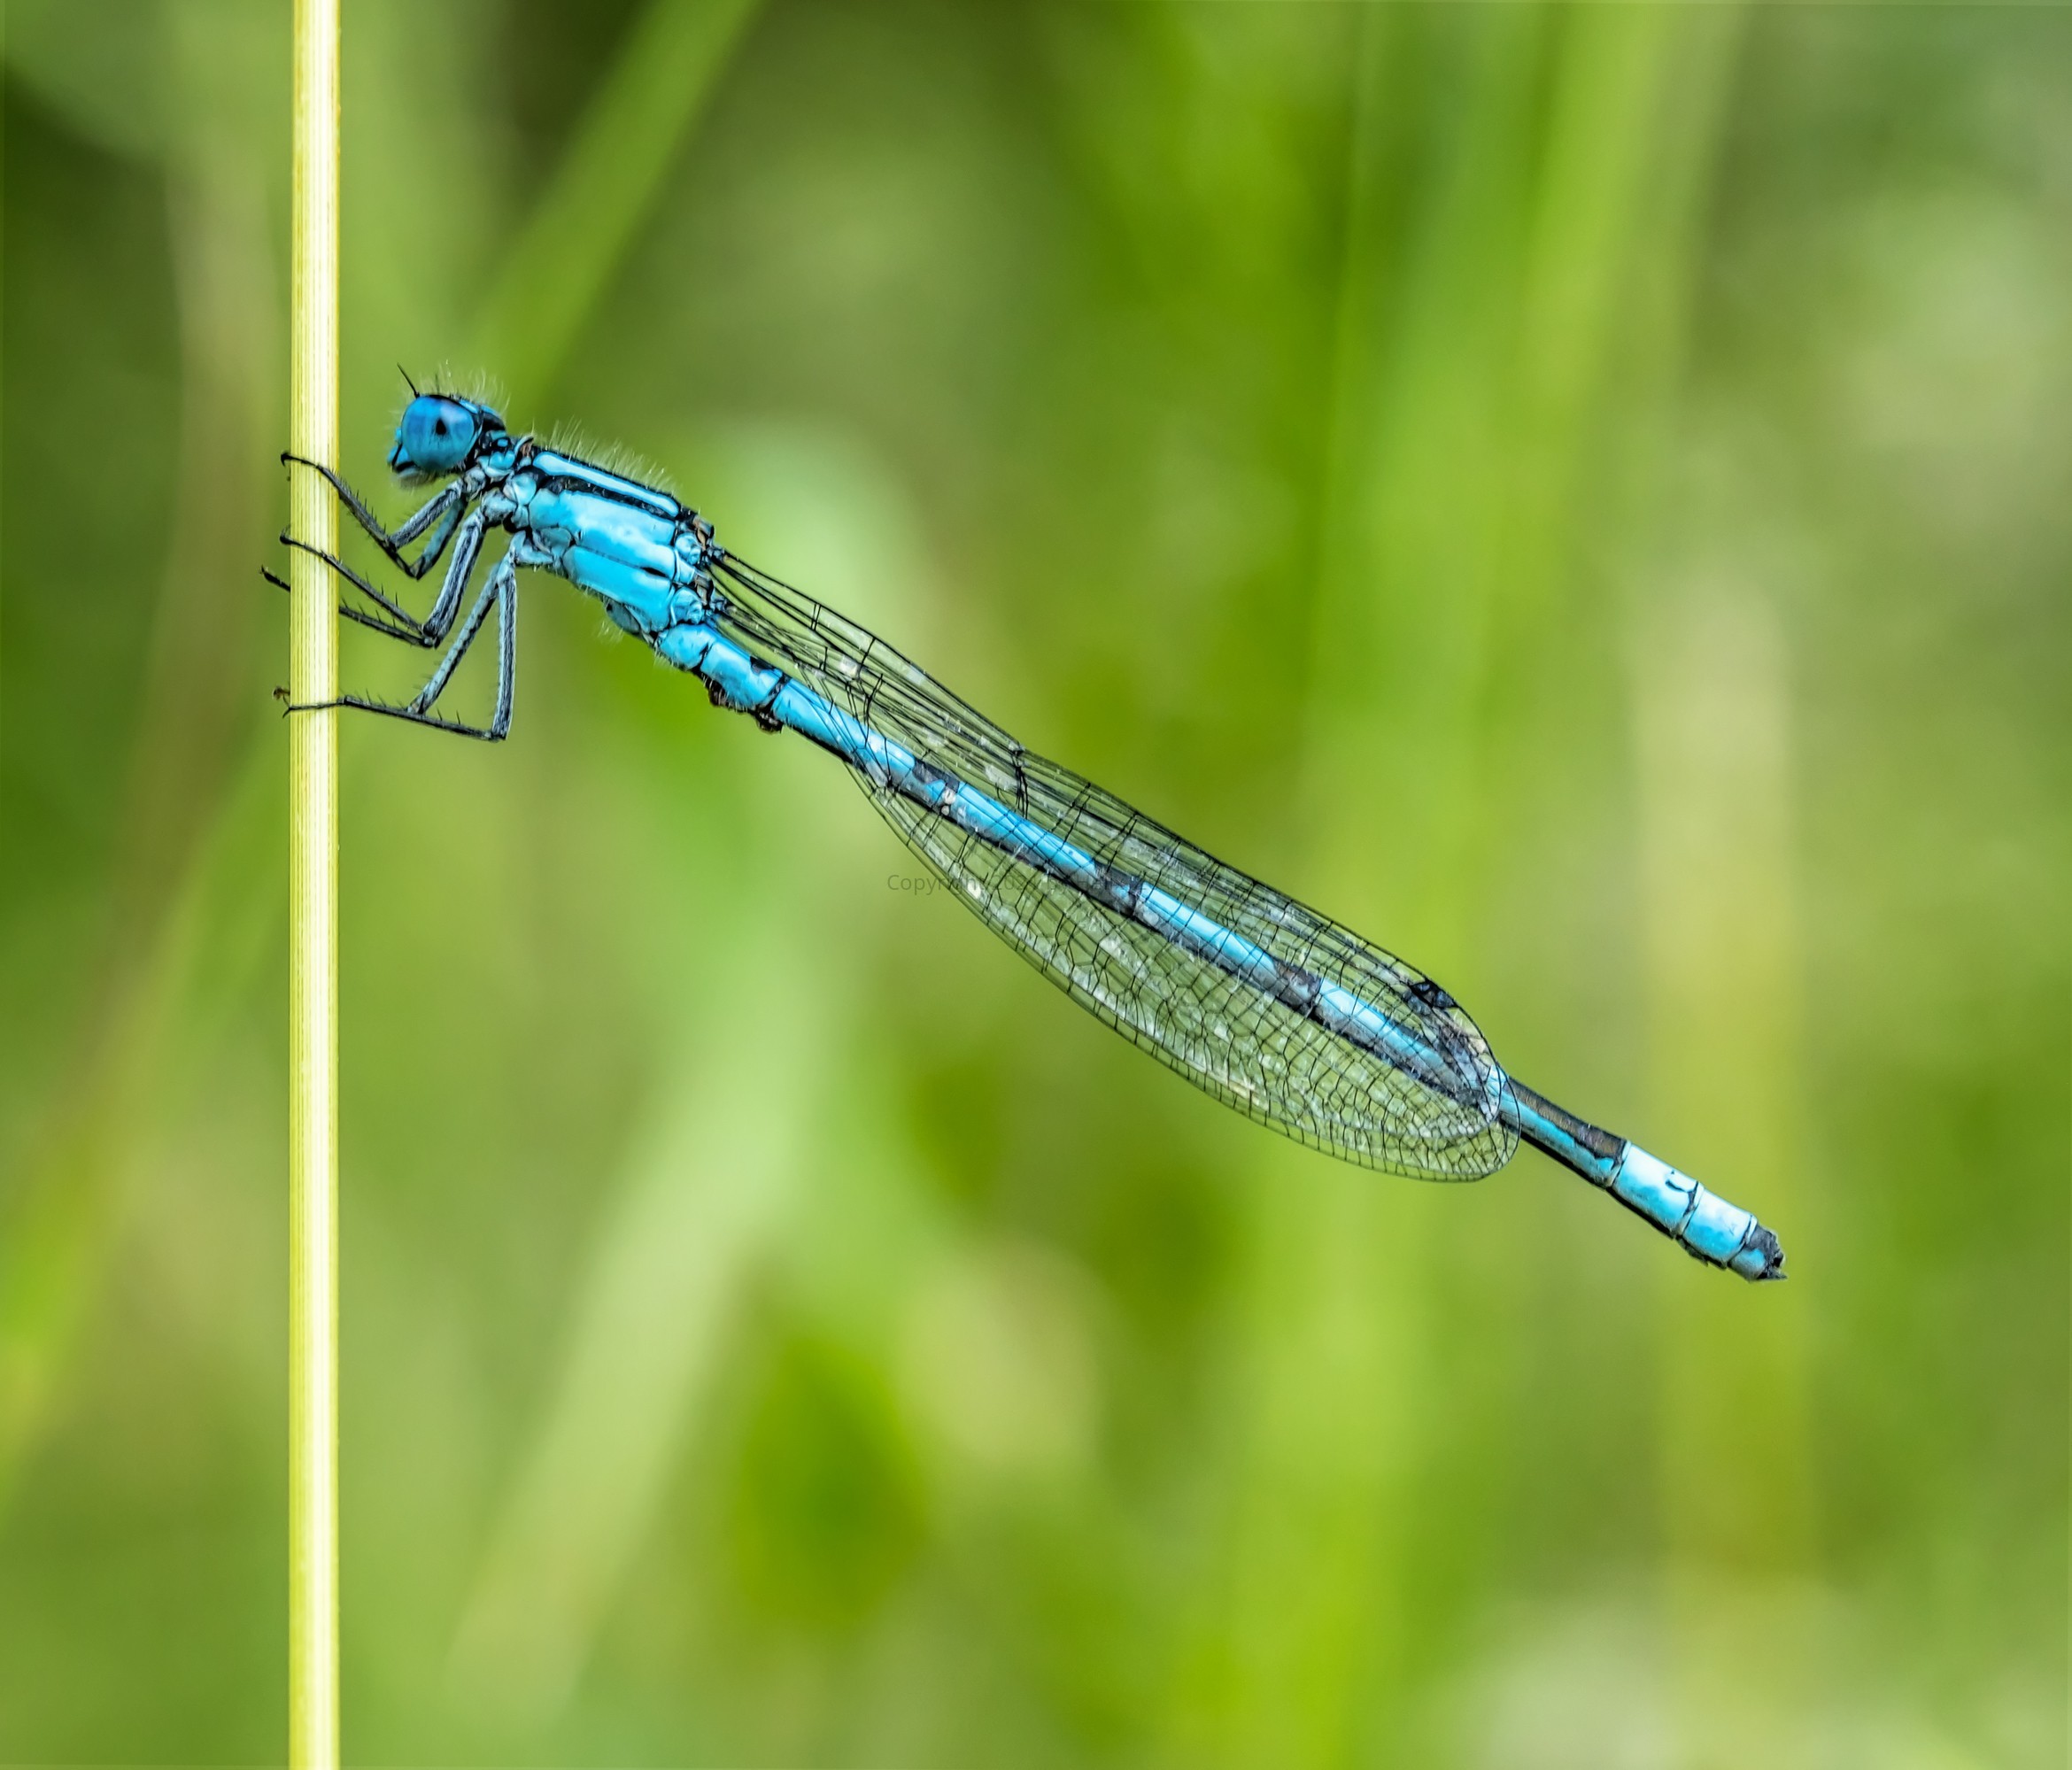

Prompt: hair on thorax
xmin=541 ymin=418 xmax=676 ymax=498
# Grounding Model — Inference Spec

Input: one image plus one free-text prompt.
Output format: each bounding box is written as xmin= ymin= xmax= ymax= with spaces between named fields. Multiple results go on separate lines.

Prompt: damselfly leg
xmin=275 ymin=469 xmax=515 ymax=742
xmin=267 ymin=539 xmax=433 ymax=644
xmin=282 ymin=452 xmax=467 ymax=580
xmin=288 ymin=556 xmax=517 ymax=742
xmin=275 ymin=499 xmax=491 ymax=643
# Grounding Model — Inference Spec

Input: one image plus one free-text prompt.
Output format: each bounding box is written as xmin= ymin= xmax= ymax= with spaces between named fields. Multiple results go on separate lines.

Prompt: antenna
xmin=398 ymin=364 xmax=421 ymax=397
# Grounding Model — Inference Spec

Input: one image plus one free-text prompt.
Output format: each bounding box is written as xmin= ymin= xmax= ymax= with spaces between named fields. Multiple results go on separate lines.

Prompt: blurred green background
xmin=1 ymin=2 xmax=2064 ymax=1765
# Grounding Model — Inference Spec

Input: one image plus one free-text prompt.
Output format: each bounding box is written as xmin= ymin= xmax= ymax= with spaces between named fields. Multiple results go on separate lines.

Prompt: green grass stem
xmin=288 ymin=0 xmax=340 ymax=1764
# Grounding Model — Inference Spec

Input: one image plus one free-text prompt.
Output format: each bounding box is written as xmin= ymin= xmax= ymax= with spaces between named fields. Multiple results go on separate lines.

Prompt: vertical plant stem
xmin=288 ymin=0 xmax=341 ymax=1766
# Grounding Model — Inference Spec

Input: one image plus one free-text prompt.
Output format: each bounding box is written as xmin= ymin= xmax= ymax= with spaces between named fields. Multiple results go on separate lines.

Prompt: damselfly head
xmin=389 ymin=393 xmax=505 ymax=480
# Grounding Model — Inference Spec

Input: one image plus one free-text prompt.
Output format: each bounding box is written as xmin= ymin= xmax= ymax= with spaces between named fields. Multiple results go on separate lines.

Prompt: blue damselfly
xmin=273 ymin=393 xmax=1785 ymax=1281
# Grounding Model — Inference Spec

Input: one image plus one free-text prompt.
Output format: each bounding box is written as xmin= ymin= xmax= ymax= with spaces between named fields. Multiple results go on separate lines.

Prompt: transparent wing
xmin=706 ymin=553 xmax=1518 ymax=1179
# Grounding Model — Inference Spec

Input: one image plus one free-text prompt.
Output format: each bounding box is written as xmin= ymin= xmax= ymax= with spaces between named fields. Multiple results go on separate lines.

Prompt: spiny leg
xmin=417 ymin=558 xmax=518 ymax=739
xmin=415 ymin=508 xmax=490 ymax=641
xmin=276 ymin=505 xmax=488 ymax=645
xmin=414 ymin=553 xmax=507 ymax=709
xmin=262 ymin=563 xmax=432 ymax=646
xmin=490 ymin=554 xmax=518 ymax=735
xmin=272 ymin=542 xmax=431 ymax=640
xmin=282 ymin=453 xmax=466 ymax=578
xmin=292 ymin=555 xmax=520 ymax=743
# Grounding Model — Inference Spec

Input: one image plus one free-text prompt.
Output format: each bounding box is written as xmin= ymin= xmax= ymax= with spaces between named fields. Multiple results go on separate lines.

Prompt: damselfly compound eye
xmin=388 ymin=395 xmax=484 ymax=476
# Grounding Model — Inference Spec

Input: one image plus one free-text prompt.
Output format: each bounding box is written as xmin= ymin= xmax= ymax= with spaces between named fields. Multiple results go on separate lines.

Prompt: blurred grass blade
xmin=1460 ymin=3 xmax=1739 ymax=877
xmin=468 ymin=0 xmax=762 ymax=413
xmin=0 ymin=58 xmax=278 ymax=1517
xmin=0 ymin=731 xmax=283 ymax=1515
xmin=1636 ymin=592 xmax=1815 ymax=1536
xmin=448 ymin=911 xmax=849 ymax=1726
xmin=0 ymin=935 xmax=182 ymax=1517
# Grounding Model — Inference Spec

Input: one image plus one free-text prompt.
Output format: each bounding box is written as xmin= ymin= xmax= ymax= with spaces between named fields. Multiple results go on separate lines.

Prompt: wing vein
xmin=706 ymin=553 xmax=1516 ymax=1178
